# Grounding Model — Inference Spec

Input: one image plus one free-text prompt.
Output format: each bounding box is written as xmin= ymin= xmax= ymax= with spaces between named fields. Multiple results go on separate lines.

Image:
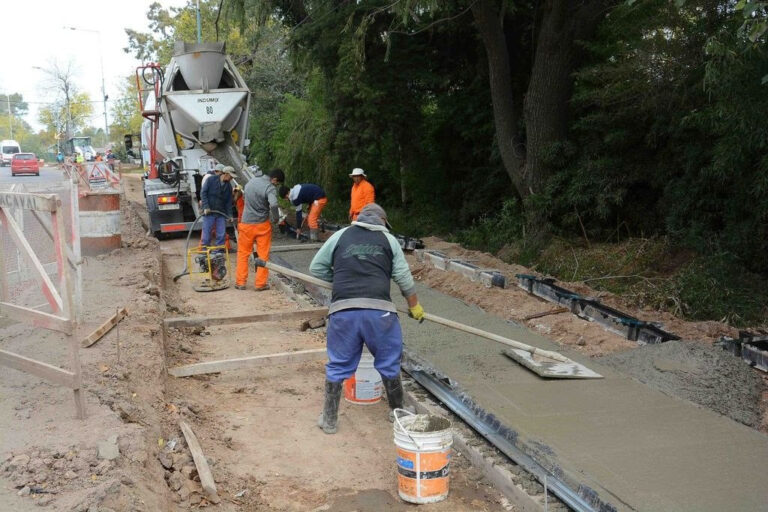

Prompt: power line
xmin=4 ymin=99 xmax=106 ymax=106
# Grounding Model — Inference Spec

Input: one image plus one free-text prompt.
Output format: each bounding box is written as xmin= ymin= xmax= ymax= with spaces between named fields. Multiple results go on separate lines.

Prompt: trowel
xmin=253 ymin=258 xmax=602 ymax=379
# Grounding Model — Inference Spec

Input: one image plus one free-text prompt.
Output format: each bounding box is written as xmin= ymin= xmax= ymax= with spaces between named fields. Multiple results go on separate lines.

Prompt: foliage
xmin=0 ymin=93 xmax=33 ymax=142
xmin=553 ymin=0 xmax=768 ymax=274
xmin=123 ymin=0 xmax=768 ymax=325
xmin=125 ymin=0 xmax=248 ymax=66
xmin=269 ymin=85 xmax=334 ymax=189
xmin=37 ymin=93 xmax=94 ymax=141
xmin=110 ymin=76 xmax=144 ymax=145
xmin=532 ymin=238 xmax=768 ymax=326
xmin=454 ymin=198 xmax=525 ymax=254
xmin=0 ymin=93 xmax=29 ymax=118
xmin=241 ymin=21 xmax=305 ymax=168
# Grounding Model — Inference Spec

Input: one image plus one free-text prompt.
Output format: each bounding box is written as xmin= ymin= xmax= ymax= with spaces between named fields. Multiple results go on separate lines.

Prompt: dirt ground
xmin=2 ymin=174 xmax=765 ymax=511
xmin=0 ymin=177 xmax=514 ymax=511
xmin=159 ymin=240 xmax=512 ymax=511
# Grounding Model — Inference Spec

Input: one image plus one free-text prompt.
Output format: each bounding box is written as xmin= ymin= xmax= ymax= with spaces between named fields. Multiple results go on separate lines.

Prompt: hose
xmin=172 ymin=210 xmax=237 ymax=282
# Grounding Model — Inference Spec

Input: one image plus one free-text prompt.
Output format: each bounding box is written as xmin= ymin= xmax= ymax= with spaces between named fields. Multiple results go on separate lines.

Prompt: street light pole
xmin=64 ymin=27 xmax=109 ymax=149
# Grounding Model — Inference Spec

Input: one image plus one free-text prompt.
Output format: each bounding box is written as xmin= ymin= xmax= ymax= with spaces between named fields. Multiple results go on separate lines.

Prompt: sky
xmin=0 ymin=0 xmax=187 ymax=133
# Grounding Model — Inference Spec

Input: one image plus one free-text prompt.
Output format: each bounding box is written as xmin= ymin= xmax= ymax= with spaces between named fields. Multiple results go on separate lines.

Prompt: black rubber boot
xmin=317 ymin=380 xmax=343 ymax=434
xmin=383 ymin=376 xmax=404 ymax=422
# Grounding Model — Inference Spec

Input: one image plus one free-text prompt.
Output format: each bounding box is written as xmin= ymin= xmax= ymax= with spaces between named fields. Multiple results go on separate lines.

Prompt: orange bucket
xmin=393 ymin=409 xmax=452 ymax=504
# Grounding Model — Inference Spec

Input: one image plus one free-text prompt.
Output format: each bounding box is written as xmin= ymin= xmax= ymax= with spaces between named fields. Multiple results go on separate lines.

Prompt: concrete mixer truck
xmin=136 ymin=41 xmax=256 ymax=238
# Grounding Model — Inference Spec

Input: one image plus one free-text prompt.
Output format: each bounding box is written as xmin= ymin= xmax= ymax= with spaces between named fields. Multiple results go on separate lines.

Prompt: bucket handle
xmin=394 ymin=408 xmax=422 ymax=451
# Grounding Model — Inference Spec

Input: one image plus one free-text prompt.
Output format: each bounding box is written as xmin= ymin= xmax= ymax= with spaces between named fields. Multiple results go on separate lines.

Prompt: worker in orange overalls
xmin=279 ymin=183 xmax=327 ymax=242
xmin=235 ymin=168 xmax=285 ymax=291
xmin=348 ymin=168 xmax=375 ymax=222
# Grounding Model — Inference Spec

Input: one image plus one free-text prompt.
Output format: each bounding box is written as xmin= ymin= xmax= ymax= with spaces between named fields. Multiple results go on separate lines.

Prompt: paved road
xmin=0 ymin=165 xmax=68 ymax=189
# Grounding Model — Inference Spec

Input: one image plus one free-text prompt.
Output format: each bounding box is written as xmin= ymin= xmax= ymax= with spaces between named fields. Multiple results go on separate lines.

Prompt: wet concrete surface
xmin=271 ymin=238 xmax=768 ymax=511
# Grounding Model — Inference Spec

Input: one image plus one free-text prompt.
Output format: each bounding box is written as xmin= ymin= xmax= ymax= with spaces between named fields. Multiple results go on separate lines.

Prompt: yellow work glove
xmin=408 ymin=303 xmax=425 ymax=323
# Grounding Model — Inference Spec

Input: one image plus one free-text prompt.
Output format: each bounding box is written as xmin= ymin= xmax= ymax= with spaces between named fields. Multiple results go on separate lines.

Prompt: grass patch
xmin=449 ymin=205 xmax=767 ymax=326
xmin=532 ymin=238 xmax=767 ymax=327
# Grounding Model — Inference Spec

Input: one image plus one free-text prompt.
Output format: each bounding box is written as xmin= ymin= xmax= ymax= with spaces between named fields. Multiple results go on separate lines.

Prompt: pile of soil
xmin=598 ymin=340 xmax=764 ymax=428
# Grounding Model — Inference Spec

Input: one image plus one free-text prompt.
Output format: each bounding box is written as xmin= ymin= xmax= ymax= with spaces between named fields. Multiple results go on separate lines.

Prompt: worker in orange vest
xmin=348 ymin=168 xmax=375 ymax=222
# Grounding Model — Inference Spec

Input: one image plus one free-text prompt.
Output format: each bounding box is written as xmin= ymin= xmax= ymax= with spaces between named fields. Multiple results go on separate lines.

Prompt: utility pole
xmin=6 ymin=93 xmax=12 ymax=139
xmin=64 ymin=27 xmax=109 ymax=149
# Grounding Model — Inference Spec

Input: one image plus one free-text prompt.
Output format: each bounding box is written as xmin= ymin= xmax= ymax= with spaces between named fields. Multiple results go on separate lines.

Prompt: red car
xmin=11 ymin=153 xmax=40 ymax=176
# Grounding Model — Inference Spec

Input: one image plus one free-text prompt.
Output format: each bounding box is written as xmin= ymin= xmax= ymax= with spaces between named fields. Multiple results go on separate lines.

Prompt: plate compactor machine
xmin=137 ymin=41 xmax=256 ymax=291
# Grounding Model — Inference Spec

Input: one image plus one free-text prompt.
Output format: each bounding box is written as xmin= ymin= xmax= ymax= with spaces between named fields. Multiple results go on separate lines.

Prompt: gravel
xmin=598 ymin=340 xmax=763 ymax=428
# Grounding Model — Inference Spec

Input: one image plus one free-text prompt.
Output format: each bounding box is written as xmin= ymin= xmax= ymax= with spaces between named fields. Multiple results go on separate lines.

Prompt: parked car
xmin=11 ymin=153 xmax=40 ymax=176
xmin=1 ymin=139 xmax=21 ymax=166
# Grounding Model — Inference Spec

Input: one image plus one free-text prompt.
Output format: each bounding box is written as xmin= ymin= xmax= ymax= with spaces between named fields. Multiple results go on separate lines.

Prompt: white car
xmin=0 ymin=139 xmax=21 ymax=166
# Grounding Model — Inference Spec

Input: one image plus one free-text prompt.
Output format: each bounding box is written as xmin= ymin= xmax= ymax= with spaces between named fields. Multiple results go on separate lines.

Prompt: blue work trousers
xmin=326 ymin=308 xmax=403 ymax=382
xmin=201 ymin=215 xmax=226 ymax=250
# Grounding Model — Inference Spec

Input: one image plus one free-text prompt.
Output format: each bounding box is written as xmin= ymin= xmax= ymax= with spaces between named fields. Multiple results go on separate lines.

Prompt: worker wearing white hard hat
xmin=348 ymin=168 xmax=375 ymax=222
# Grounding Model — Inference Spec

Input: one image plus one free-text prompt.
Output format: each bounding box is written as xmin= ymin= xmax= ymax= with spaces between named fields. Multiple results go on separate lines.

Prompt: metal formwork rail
xmin=516 ymin=274 xmax=678 ymax=344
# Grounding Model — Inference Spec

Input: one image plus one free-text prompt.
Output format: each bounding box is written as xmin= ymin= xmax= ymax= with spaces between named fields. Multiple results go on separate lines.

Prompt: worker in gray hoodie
xmin=235 ymin=168 xmax=285 ymax=291
xmin=309 ymin=203 xmax=425 ymax=434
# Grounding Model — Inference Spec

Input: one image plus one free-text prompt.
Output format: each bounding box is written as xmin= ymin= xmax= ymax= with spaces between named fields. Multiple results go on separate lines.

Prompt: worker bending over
xmin=235 ymin=168 xmax=285 ymax=291
xmin=310 ymin=203 xmax=425 ymax=434
xmin=200 ymin=166 xmax=234 ymax=252
xmin=278 ymin=183 xmax=327 ymax=242
xmin=348 ymin=168 xmax=375 ymax=221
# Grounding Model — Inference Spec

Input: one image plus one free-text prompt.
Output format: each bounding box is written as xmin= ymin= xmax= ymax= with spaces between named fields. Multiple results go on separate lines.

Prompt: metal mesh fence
xmin=0 ymin=177 xmax=77 ymax=317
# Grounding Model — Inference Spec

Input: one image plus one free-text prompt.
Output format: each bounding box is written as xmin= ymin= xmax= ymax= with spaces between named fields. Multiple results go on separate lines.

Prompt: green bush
xmin=453 ymin=198 xmax=524 ymax=254
xmin=674 ymin=254 xmax=768 ymax=326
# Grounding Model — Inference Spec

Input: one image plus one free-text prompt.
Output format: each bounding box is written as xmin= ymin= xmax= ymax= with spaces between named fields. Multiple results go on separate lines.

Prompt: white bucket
xmin=393 ymin=409 xmax=452 ymax=504
xmin=344 ymin=350 xmax=383 ymax=404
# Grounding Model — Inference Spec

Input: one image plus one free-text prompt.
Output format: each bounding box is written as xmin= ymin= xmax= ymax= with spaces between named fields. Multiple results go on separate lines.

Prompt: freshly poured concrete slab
xmin=275 ymin=246 xmax=768 ymax=511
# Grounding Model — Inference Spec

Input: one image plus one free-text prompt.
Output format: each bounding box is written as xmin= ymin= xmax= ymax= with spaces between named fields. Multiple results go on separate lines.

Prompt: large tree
xmin=38 ymin=93 xmax=94 ymax=142
xmin=469 ymin=0 xmax=614 ymax=201
xmin=239 ymin=0 xmax=615 ymax=211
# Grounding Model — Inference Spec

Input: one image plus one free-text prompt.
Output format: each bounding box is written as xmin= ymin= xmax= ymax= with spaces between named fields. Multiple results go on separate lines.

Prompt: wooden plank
xmin=396 ymin=306 xmax=574 ymax=364
xmin=0 ymin=192 xmax=58 ymax=212
xmin=522 ymin=307 xmax=569 ymax=321
xmin=169 ymin=348 xmax=327 ymax=378
xmin=0 ymin=209 xmax=63 ymax=312
xmin=262 ymin=261 xmax=332 ymax=290
xmin=179 ymin=420 xmax=221 ymax=504
xmin=82 ymin=308 xmax=127 ymax=347
xmin=0 ymin=349 xmax=76 ymax=388
xmin=51 ymin=207 xmax=73 ymax=320
xmin=164 ymin=307 xmax=327 ymax=329
xmin=69 ymin=171 xmax=83 ymax=324
xmin=52 ymin=207 xmax=84 ymax=418
xmin=0 ymin=301 xmax=73 ymax=334
xmin=270 ymin=243 xmax=323 ymax=253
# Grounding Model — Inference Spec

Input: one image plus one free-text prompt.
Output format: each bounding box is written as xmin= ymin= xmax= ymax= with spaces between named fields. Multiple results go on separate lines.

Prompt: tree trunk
xmin=472 ymin=0 xmax=611 ymax=199
xmin=471 ymin=0 xmax=527 ymax=199
xmin=522 ymin=0 xmax=610 ymax=193
xmin=398 ymin=143 xmax=407 ymax=207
